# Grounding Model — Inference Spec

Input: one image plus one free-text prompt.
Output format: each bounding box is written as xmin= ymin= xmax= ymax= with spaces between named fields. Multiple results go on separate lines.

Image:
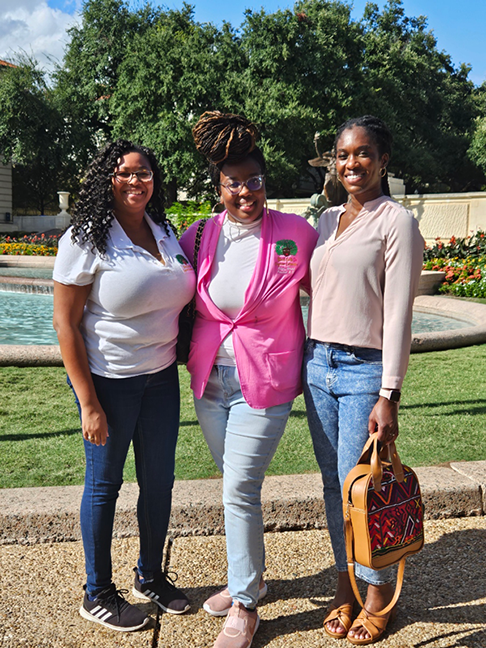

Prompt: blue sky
xmin=1 ymin=0 xmax=484 ymax=86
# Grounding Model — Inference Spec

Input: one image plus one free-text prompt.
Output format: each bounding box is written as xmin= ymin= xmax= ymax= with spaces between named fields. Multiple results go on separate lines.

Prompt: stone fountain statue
xmin=304 ymin=132 xmax=348 ymax=225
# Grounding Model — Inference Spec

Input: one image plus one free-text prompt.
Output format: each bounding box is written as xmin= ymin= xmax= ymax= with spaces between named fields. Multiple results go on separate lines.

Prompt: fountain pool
xmin=0 ymin=292 xmax=56 ymax=345
xmin=0 ymin=267 xmax=53 ymax=279
xmin=0 ymin=291 xmax=474 ymax=346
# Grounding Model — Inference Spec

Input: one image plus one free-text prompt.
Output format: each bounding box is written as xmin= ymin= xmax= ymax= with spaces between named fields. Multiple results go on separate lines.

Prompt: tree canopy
xmin=0 ymin=0 xmax=484 ymax=213
xmin=0 ymin=56 xmax=84 ymax=213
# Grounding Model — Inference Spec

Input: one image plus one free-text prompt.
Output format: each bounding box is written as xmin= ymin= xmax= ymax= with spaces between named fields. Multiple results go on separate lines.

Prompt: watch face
xmin=390 ymin=390 xmax=401 ymax=403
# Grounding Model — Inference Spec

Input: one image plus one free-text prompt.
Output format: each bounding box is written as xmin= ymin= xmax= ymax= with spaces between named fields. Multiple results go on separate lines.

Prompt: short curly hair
xmin=71 ymin=139 xmax=168 ymax=255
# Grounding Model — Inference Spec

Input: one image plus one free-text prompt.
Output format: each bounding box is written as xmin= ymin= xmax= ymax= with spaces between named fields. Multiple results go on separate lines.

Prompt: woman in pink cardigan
xmin=179 ymin=111 xmax=317 ymax=648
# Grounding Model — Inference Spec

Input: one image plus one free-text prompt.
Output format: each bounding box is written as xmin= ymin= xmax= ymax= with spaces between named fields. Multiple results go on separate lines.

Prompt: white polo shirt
xmin=53 ymin=214 xmax=195 ymax=378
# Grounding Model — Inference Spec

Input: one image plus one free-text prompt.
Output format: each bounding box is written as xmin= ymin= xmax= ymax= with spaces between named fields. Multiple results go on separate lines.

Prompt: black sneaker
xmin=132 ymin=567 xmax=190 ymax=614
xmin=79 ymin=584 xmax=150 ymax=632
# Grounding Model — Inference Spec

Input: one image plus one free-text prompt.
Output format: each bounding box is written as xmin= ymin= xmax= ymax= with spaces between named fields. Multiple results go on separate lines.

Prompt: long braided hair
xmin=71 ymin=139 xmax=168 ymax=255
xmin=192 ymin=111 xmax=266 ymax=187
xmin=334 ymin=115 xmax=393 ymax=196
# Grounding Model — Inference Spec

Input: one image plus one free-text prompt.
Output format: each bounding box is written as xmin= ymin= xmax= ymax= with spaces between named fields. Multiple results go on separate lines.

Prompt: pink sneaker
xmin=213 ymin=601 xmax=260 ymax=648
xmin=203 ymin=578 xmax=268 ymax=617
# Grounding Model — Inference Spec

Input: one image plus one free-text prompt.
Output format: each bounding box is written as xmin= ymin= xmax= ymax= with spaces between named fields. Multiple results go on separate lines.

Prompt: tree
xmin=110 ymin=5 xmax=242 ymax=202
xmin=4 ymin=0 xmax=484 ymax=213
xmin=359 ymin=0 xmax=481 ymax=192
xmin=53 ymin=0 xmax=160 ymax=145
xmin=0 ymin=56 xmax=80 ymax=214
xmin=237 ymin=0 xmax=364 ymax=195
xmin=468 ymin=84 xmax=486 ymax=182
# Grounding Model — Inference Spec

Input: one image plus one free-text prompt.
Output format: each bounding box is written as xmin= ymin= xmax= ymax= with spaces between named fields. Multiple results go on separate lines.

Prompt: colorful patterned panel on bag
xmin=367 ymin=466 xmax=424 ymax=559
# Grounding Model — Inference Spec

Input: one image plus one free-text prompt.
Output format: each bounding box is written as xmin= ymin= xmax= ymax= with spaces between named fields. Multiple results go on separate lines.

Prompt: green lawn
xmin=1 ymin=344 xmax=485 ymax=489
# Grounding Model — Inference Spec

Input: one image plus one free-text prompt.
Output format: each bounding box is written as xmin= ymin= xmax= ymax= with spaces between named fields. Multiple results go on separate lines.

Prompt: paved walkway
xmin=1 ymin=518 xmax=485 ymax=647
xmin=0 ymin=464 xmax=485 ymax=647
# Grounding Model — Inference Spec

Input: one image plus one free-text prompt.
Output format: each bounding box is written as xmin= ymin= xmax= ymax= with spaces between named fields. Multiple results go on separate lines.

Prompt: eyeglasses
xmin=111 ymin=170 xmax=154 ymax=183
xmin=220 ymin=175 xmax=265 ymax=195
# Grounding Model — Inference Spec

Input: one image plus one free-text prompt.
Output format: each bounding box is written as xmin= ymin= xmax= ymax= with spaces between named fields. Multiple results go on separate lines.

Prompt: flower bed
xmin=0 ymin=234 xmax=60 ymax=256
xmin=423 ymin=231 xmax=486 ymax=298
xmin=423 ymin=257 xmax=486 ymax=298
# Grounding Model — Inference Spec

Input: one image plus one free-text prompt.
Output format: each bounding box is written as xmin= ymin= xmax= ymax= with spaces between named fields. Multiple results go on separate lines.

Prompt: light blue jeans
xmin=194 ymin=365 xmax=293 ymax=608
xmin=303 ymin=340 xmax=393 ymax=586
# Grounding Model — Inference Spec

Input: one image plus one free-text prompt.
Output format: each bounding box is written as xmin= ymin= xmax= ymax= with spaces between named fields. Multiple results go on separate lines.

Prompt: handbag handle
xmin=357 ymin=433 xmax=404 ymax=491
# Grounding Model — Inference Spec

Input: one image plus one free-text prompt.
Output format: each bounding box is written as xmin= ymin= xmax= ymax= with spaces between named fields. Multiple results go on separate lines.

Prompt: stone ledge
xmin=0 ymin=344 xmax=62 ymax=366
xmin=411 ymin=295 xmax=486 ymax=352
xmin=1 ymin=465 xmax=483 ymax=546
xmin=0 ymin=256 xmax=55 ymax=267
xmin=451 ymin=461 xmax=486 ymax=513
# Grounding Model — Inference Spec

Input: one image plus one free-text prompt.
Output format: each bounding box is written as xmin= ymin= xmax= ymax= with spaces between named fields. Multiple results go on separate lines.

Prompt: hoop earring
xmin=380 ymin=167 xmax=387 ymax=178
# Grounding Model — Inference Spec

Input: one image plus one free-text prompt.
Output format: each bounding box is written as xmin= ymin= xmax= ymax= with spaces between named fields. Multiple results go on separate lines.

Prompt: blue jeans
xmin=194 ymin=365 xmax=292 ymax=608
xmin=303 ymin=340 xmax=393 ymax=586
xmin=69 ymin=363 xmax=180 ymax=595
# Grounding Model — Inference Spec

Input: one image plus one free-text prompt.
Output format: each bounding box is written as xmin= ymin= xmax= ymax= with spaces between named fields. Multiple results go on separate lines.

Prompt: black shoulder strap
xmin=193 ymin=218 xmax=208 ymax=272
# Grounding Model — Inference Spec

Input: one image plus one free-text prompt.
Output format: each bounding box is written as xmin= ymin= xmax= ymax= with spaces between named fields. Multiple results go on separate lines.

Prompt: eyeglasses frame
xmin=219 ymin=175 xmax=265 ymax=196
xmin=110 ymin=170 xmax=154 ymax=184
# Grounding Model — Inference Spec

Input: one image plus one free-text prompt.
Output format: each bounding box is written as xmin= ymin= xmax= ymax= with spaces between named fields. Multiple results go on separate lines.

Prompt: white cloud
xmin=0 ymin=1 xmax=80 ymax=71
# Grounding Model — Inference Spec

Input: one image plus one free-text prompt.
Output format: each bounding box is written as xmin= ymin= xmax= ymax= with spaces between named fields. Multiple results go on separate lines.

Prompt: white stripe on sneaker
xmin=99 ymin=610 xmax=113 ymax=622
xmin=143 ymin=589 xmax=160 ymax=601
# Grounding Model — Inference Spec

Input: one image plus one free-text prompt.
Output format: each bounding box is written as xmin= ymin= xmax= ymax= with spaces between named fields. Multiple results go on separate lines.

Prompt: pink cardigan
xmin=179 ymin=209 xmax=318 ymax=408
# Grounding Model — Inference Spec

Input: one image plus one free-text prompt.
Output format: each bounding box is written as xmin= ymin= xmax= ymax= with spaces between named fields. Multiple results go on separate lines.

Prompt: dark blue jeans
xmin=69 ymin=363 xmax=180 ymax=596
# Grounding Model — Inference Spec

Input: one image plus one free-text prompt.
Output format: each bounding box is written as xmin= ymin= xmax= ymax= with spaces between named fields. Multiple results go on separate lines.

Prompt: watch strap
xmin=379 ymin=388 xmax=401 ymax=403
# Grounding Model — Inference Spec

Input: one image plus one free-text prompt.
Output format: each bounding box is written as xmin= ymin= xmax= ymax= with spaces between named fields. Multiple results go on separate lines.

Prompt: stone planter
xmin=417 ymin=270 xmax=446 ymax=296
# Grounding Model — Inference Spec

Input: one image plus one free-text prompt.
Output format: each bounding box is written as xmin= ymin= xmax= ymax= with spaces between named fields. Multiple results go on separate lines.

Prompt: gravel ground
xmin=0 ymin=517 xmax=484 ymax=648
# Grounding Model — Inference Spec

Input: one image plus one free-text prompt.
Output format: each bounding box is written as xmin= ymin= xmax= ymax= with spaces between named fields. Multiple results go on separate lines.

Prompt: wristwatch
xmin=379 ymin=388 xmax=401 ymax=403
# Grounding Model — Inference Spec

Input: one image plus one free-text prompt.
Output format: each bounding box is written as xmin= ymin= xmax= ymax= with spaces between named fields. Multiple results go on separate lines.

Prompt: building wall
xmin=401 ymin=193 xmax=486 ymax=241
xmin=267 ymin=191 xmax=486 ymax=243
xmin=0 ymin=161 xmax=12 ymax=221
xmin=0 ymin=213 xmax=70 ymax=234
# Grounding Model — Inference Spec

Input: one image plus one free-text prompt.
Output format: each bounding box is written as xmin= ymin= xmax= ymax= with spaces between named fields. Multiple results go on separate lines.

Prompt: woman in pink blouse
xmin=303 ymin=116 xmax=424 ymax=645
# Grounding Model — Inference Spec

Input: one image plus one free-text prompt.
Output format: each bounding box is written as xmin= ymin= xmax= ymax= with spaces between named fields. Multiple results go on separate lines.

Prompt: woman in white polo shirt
xmin=53 ymin=140 xmax=194 ymax=632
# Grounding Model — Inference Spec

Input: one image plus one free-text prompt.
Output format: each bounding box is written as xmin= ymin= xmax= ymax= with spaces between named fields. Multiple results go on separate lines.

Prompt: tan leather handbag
xmin=342 ymin=434 xmax=425 ymax=615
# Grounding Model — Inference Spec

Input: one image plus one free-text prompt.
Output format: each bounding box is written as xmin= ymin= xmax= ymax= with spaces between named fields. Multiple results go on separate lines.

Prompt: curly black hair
xmin=192 ymin=111 xmax=266 ymax=188
xmin=70 ymin=139 xmax=168 ymax=255
xmin=333 ymin=115 xmax=393 ymax=197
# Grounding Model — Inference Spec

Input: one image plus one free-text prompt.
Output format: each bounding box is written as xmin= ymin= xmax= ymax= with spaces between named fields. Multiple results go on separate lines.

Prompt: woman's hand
xmin=368 ymin=397 xmax=399 ymax=445
xmin=81 ymin=403 xmax=109 ymax=446
xmin=54 ymin=281 xmax=109 ymax=446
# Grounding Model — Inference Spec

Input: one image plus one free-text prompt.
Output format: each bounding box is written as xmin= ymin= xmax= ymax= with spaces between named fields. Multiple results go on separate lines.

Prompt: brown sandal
xmin=323 ymin=603 xmax=355 ymax=639
xmin=346 ymin=606 xmax=397 ymax=645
